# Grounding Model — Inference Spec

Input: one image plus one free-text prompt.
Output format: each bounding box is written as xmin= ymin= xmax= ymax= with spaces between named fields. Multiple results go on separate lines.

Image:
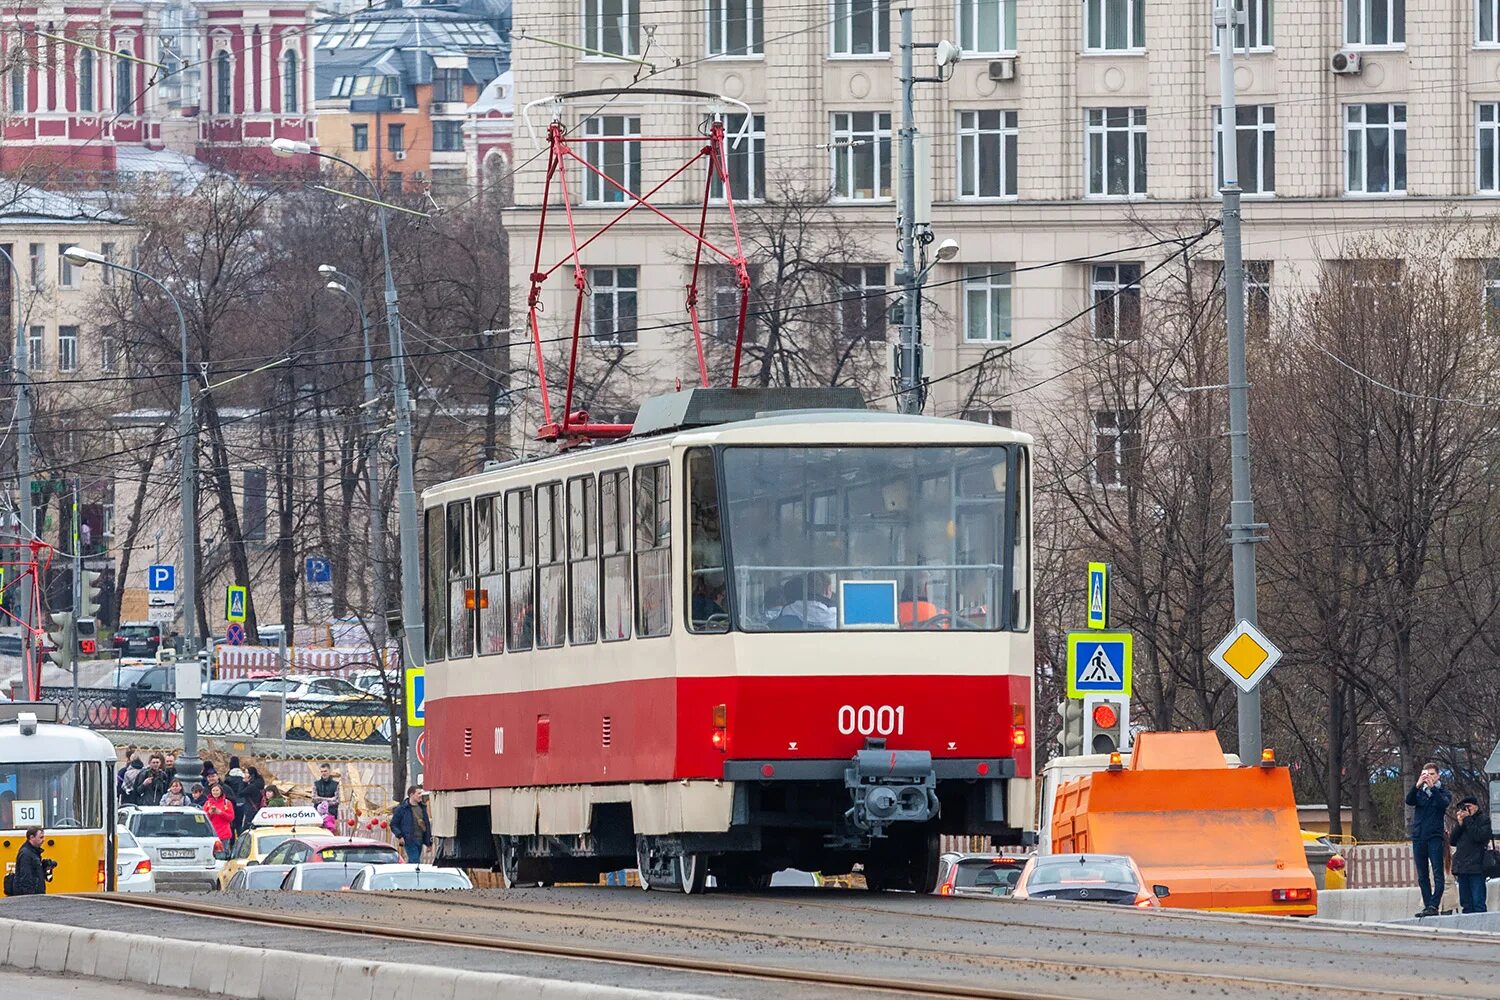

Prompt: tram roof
xmin=0 ymin=719 xmax=118 ymax=764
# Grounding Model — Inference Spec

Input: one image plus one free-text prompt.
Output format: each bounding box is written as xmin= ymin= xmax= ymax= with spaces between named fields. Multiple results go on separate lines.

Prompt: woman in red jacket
xmin=202 ymin=782 xmax=236 ymax=846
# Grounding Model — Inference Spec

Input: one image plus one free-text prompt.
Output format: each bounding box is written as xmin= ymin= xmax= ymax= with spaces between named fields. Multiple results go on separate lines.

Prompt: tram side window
xmin=568 ymin=475 xmax=599 ymax=645
xmin=536 ymin=482 xmax=567 ymax=648
xmin=476 ymin=494 xmax=505 ymax=656
xmin=423 ymin=506 xmax=447 ymax=661
xmin=686 ymin=448 xmax=728 ymax=634
xmin=634 ymin=462 xmax=671 ymax=637
xmin=1011 ymin=448 xmax=1031 ymax=630
xmin=600 ymin=469 xmax=633 ymax=641
xmin=447 ymin=500 xmax=474 ymax=658
xmin=505 ymin=488 xmax=535 ymax=652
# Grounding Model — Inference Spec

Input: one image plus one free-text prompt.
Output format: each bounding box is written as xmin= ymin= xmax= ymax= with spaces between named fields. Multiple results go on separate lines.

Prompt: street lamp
xmin=0 ymin=246 xmax=34 ymax=685
xmin=273 ymin=137 xmax=425 ymax=781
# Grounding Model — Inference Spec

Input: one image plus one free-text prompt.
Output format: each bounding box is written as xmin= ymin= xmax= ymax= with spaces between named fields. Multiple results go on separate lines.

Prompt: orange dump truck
xmin=1048 ymin=731 xmax=1316 ymax=916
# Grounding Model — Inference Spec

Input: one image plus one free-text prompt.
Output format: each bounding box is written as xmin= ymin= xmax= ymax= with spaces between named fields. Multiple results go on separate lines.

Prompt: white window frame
xmin=281 ymin=47 xmax=300 ymax=114
xmin=1090 ymin=262 xmax=1142 ymax=341
xmin=1345 ymin=0 xmax=1404 ymax=48
xmin=59 ymin=253 xmax=81 ymax=289
xmin=1084 ymin=0 xmax=1146 ymax=53
xmin=1085 ymin=107 xmax=1148 ymax=199
xmin=1245 ymin=260 xmax=1272 ymax=338
xmin=957 ymin=0 xmax=1015 ymax=55
xmin=831 ymin=0 xmax=891 ymax=57
xmin=1482 ymin=0 xmax=1500 ymax=46
xmin=115 ymin=36 xmax=137 ymax=116
xmin=582 ymin=115 xmax=641 ymax=204
xmin=28 ymin=325 xmax=44 ymax=372
xmin=1214 ymin=104 xmax=1275 ymax=196
xmin=1092 ymin=410 xmax=1140 ymax=489
xmin=963 ymin=264 xmax=1013 ymax=343
xmin=1344 ymin=103 xmax=1406 ymax=197
xmin=583 ymin=0 xmax=640 ymax=58
xmin=707 ymin=0 xmax=763 ymax=57
xmin=710 ymin=113 xmax=765 ymax=202
xmin=839 ymin=264 xmax=887 ymax=341
xmin=587 ymin=266 xmax=638 ymax=345
xmin=957 ymin=110 xmax=1018 ymax=200
xmin=831 ymin=111 xmax=893 ymax=201
xmin=27 ymin=243 xmax=44 ymax=290
xmin=57 ymin=325 xmax=78 ymax=372
xmin=1478 ymin=103 xmax=1500 ymax=193
xmin=961 ymin=409 xmax=1012 ymax=427
xmin=101 ymin=325 xmax=119 ymax=373
xmin=78 ymin=47 xmax=96 ymax=112
xmin=1211 ymin=0 xmax=1274 ymax=51
xmin=1483 ymin=261 xmax=1500 ymax=335
xmin=99 ymin=242 xmax=116 ymax=285
xmin=8 ymin=57 xmax=25 ymax=113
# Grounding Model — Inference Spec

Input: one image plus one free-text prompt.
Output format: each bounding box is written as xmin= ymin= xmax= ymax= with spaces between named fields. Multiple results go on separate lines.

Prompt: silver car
xmin=120 ymin=806 xmax=223 ymax=890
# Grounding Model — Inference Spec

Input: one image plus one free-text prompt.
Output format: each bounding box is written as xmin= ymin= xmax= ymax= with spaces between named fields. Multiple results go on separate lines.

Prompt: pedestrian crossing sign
xmin=1086 ymin=562 xmax=1109 ymax=629
xmin=1067 ymin=631 xmax=1133 ymax=698
xmin=225 ymin=585 xmax=247 ymax=623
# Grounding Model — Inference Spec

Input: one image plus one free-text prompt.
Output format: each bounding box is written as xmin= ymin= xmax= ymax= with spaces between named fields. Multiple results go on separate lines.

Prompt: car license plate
xmin=160 ymin=849 xmax=195 ymax=859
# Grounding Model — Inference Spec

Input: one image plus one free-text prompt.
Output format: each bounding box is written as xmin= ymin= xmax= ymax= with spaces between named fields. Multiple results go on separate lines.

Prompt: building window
xmin=958 ymin=0 xmax=1015 ymax=53
xmin=1346 ymin=0 xmax=1403 ymax=46
xmin=27 ymin=243 xmax=44 ymax=290
xmin=1246 ymin=260 xmax=1272 ymax=339
xmin=708 ymin=0 xmax=763 ymax=56
xmin=1346 ymin=103 xmax=1406 ymax=195
xmin=839 ymin=265 xmax=887 ymax=341
xmin=588 ymin=267 xmax=638 ymax=344
xmin=57 ymin=326 xmax=78 ymax=373
xmin=1091 ymin=263 xmax=1142 ymax=341
xmin=431 ymin=168 xmax=468 ymax=199
xmin=282 ymin=50 xmax=299 ymax=113
xmin=215 ymin=50 xmax=231 ymax=114
xmin=78 ymin=48 xmax=95 ymax=112
xmin=831 ymin=111 xmax=893 ymax=200
xmin=8 ymin=60 xmax=23 ymax=113
xmin=584 ymin=0 xmax=640 ymax=56
xmin=1479 ymin=104 xmax=1500 ymax=193
xmin=1086 ymin=107 xmax=1148 ymax=198
xmin=59 ymin=252 xmax=80 ymax=289
xmin=332 ymin=76 xmax=353 ymax=98
xmin=388 ymin=123 xmax=405 ymax=153
xmin=433 ymin=120 xmax=464 ymax=152
xmin=710 ymin=113 xmax=765 ymax=201
xmin=1085 ymin=0 xmax=1145 ymax=51
xmin=1215 ymin=105 xmax=1275 ymax=195
xmin=99 ymin=242 xmax=115 ymax=285
xmin=961 ymin=409 xmax=1012 ymax=426
xmin=28 ymin=326 xmax=43 ymax=371
xmin=958 ymin=110 xmax=1018 ymax=198
xmin=832 ymin=0 xmax=891 ymax=56
xmin=1213 ymin=0 xmax=1274 ymax=50
xmin=583 ymin=115 xmax=641 ymax=203
xmin=101 ymin=325 xmax=119 ymax=373
xmin=964 ymin=265 xmax=1013 ymax=342
xmin=1484 ymin=0 xmax=1500 ymax=45
xmin=1483 ymin=261 xmax=1500 ymax=334
xmin=116 ymin=49 xmax=134 ymax=114
xmin=386 ymin=171 xmax=403 ymax=193
xmin=708 ymin=266 xmax=756 ymax=342
xmin=352 ymin=124 xmax=369 ymax=151
xmin=433 ymin=67 xmax=465 ymax=103
xmin=1093 ymin=410 xmax=1141 ymax=488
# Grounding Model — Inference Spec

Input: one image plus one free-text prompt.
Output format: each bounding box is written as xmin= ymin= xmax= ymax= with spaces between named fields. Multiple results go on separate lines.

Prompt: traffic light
xmin=45 ymin=613 xmax=76 ymax=668
xmin=80 ymin=570 xmax=103 ymax=619
xmin=1055 ymin=699 xmax=1085 ymax=756
xmin=1089 ymin=696 xmax=1127 ymax=754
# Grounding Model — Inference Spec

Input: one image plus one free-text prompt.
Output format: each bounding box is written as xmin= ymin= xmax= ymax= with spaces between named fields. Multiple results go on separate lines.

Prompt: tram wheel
xmin=499 ymin=836 xmax=551 ymax=888
xmin=864 ymin=826 xmax=941 ymax=893
xmin=678 ymin=853 xmax=709 ymax=895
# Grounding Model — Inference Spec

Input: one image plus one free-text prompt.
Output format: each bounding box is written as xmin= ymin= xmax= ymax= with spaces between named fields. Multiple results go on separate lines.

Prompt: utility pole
xmin=1 ymin=247 xmax=34 ymax=674
xmin=897 ymin=5 xmax=920 ymax=416
xmin=70 ymin=479 xmax=81 ymax=701
xmin=1215 ymin=1 xmax=1266 ymax=764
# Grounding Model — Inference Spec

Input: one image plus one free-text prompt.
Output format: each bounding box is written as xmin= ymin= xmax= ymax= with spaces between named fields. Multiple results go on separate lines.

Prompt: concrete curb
xmin=0 ymin=916 xmax=711 ymax=1000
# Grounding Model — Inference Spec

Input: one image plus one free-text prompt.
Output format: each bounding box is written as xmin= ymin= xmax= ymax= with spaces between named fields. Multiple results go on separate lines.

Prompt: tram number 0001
xmin=838 ymin=704 xmax=905 ymax=737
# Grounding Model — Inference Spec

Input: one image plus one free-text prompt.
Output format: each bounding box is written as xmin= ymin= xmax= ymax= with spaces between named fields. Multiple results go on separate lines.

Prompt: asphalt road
xmin=6 ymin=887 xmax=1500 ymax=999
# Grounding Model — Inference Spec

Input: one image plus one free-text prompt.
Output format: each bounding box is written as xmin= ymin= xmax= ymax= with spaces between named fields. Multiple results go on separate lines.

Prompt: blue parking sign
xmin=305 ymin=556 xmax=332 ymax=584
xmin=148 ymin=565 xmax=176 ymax=592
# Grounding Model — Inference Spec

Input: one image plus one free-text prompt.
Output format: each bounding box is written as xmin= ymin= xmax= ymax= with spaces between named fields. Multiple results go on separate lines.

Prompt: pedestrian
xmin=390 ymin=786 xmax=431 ymax=864
xmin=239 ymin=766 xmax=266 ymax=832
xmin=1407 ymin=760 xmax=1452 ymax=917
xmin=199 ymin=760 xmax=218 ymax=786
xmin=163 ymin=751 xmax=177 ymax=778
xmin=188 ymin=783 xmax=207 ymax=808
xmin=1450 ymin=797 xmax=1492 ymax=915
xmin=5 ymin=827 xmax=53 ymax=896
xmin=316 ymin=800 xmax=338 ymax=833
xmin=203 ymin=783 xmax=236 ymax=846
xmin=313 ymin=763 xmax=340 ymax=820
xmin=265 ymin=785 xmax=287 ymax=808
xmin=120 ymin=758 xmax=145 ymax=803
xmin=224 ymin=756 xmax=246 ymax=804
xmin=126 ymin=753 xmax=168 ymax=806
xmin=158 ymin=779 xmax=191 ymax=807
xmin=116 ymin=746 xmax=139 ymax=796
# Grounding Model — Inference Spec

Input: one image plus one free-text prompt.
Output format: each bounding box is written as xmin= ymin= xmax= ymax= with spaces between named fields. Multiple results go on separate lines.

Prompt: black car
xmin=97 ymin=663 xmax=176 ymax=708
xmin=113 ymin=622 xmax=165 ymax=658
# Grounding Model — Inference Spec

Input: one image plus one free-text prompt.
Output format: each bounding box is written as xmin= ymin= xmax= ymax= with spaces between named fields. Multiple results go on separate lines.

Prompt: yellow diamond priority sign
xmin=1209 ymin=619 xmax=1281 ymax=693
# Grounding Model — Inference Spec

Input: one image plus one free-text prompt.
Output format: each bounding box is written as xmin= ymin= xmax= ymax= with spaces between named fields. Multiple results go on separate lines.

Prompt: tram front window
xmin=717 ymin=445 xmax=1028 ymax=632
xmin=0 ymin=761 xmax=104 ymax=830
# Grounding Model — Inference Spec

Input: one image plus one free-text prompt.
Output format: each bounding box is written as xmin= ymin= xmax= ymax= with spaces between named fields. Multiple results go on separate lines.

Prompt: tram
xmin=424 ymin=388 xmax=1035 ymax=892
xmin=1 ymin=702 xmax=116 ymax=895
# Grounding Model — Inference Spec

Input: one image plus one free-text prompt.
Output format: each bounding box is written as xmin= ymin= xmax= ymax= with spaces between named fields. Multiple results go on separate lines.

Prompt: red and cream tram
xmin=424 ymin=389 xmax=1034 ymax=892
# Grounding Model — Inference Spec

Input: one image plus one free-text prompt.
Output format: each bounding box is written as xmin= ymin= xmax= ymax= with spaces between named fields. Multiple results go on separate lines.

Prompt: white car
xmin=280 ymin=862 xmax=367 ymax=891
xmin=115 ymin=825 xmax=156 ymax=893
xmin=348 ymin=864 xmax=474 ymax=891
xmin=120 ymin=806 xmax=224 ymax=890
xmin=250 ymin=674 xmax=364 ymax=704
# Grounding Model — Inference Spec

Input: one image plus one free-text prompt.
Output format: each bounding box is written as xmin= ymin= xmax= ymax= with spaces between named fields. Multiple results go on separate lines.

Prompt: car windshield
xmin=711 ymin=445 xmax=1028 ymax=632
xmin=253 ymin=680 xmax=297 ymax=693
xmin=1028 ymin=858 xmax=1137 ymax=888
xmin=319 ymin=845 xmax=400 ymax=863
xmin=300 ymin=865 xmax=361 ymax=889
xmin=954 ymin=860 xmax=1022 ymax=889
xmin=368 ymin=872 xmax=470 ymax=890
xmin=254 ymin=835 xmax=291 ymax=855
xmin=244 ymin=868 xmax=290 ymax=888
xmin=0 ymin=761 xmax=105 ymax=829
xmin=130 ymin=811 xmax=211 ymax=838
xmin=118 ymin=626 xmax=158 ymax=639
xmin=117 ymin=828 xmax=139 ymax=849
xmin=104 ymin=666 xmax=153 ymax=685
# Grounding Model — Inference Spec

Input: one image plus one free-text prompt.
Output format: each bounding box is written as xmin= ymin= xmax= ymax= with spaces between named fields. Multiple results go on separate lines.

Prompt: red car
xmin=257 ymin=836 xmax=400 ymax=867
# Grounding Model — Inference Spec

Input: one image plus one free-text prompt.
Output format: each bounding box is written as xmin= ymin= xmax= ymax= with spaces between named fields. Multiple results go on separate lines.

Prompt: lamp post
xmin=319 ymin=266 xmax=390 ymax=655
xmin=0 ymin=247 xmax=34 ymax=681
xmin=273 ymin=138 xmax=424 ymax=781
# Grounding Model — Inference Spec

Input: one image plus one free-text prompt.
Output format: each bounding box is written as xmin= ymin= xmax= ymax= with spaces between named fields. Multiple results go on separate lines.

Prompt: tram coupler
xmin=844 ymin=738 xmax=940 ymax=836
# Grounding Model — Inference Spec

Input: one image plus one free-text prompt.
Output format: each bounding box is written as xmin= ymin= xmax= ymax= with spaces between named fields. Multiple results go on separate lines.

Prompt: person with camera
xmin=1450 ymin=797 xmax=1492 ymax=914
xmin=1407 ymin=761 xmax=1452 ymax=917
xmin=6 ymin=827 xmax=54 ymax=896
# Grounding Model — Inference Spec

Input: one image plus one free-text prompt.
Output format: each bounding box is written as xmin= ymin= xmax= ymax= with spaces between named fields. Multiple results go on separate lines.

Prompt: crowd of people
xmin=114 ymin=745 xmax=317 ymax=840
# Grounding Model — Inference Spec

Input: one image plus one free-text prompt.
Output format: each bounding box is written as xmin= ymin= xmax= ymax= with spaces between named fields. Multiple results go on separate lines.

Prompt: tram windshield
xmin=0 ymin=761 xmax=105 ymax=830
xmin=699 ymin=445 xmax=1029 ymax=633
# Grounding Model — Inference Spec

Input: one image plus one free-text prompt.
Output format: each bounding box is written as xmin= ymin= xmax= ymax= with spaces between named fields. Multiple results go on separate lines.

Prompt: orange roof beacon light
xmin=1107 ymin=751 xmax=1124 ymax=771
xmin=1260 ymin=747 xmax=1276 ymax=767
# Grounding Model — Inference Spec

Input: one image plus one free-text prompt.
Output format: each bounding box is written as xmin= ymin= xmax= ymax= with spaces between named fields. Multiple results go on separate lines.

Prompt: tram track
xmin=86 ymin=892 xmax=1484 ymax=1000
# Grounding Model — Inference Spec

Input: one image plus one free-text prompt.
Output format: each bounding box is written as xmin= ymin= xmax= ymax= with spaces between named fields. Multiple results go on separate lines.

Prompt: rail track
xmin=88 ymin=892 xmax=1488 ymax=1000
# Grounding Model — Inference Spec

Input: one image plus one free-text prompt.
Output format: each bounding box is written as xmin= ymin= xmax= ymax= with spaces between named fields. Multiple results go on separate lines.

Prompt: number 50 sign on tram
xmin=839 ymin=704 xmax=906 ymax=737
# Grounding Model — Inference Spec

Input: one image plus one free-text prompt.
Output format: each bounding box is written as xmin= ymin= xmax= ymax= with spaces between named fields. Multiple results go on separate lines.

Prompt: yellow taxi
xmin=285 ymin=696 xmax=391 ymax=745
xmin=217 ymin=806 xmax=329 ymax=890
xmin=1301 ymin=829 xmax=1349 ymax=890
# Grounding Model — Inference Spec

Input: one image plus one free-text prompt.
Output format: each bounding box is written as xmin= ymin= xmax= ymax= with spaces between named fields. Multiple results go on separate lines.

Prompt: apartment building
xmin=508 ymin=0 xmax=1500 ymax=446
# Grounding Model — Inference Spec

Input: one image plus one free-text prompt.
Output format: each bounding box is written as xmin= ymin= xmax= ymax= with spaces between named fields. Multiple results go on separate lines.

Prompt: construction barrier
xmin=1347 ymin=842 xmax=1420 ymax=889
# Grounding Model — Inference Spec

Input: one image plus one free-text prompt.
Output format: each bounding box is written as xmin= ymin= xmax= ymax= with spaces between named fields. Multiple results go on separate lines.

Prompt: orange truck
xmin=1046 ymin=730 xmax=1316 ymax=916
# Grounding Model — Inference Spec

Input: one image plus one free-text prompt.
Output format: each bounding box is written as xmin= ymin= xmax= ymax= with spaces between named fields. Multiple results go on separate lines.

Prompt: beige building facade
xmin=508 ymin=0 xmax=1500 ymax=440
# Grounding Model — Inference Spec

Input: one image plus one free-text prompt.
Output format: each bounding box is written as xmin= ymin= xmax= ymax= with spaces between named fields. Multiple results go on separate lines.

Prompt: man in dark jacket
xmin=1407 ymin=761 xmax=1452 ymax=916
xmin=128 ymin=753 xmax=170 ymax=806
xmin=8 ymin=828 xmax=50 ymax=896
xmin=390 ymin=786 xmax=431 ymax=864
xmin=312 ymin=763 xmax=340 ymax=820
xmin=1450 ymin=797 xmax=1492 ymax=914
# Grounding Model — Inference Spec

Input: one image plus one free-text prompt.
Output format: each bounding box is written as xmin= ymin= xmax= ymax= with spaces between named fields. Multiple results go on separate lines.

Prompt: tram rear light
xmin=97 ymin=859 xmax=107 ymax=887
xmin=1271 ymin=887 xmax=1313 ymax=903
xmin=711 ymin=704 xmax=728 ymax=753
xmin=760 ymin=764 xmax=774 ymax=778
xmin=976 ymin=762 xmax=990 ymax=776
xmin=712 ymin=704 xmax=728 ymax=727
xmin=1011 ymin=704 xmax=1027 ymax=749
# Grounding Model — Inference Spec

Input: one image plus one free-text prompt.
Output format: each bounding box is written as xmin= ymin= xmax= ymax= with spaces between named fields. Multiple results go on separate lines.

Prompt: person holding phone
xmin=1407 ymin=761 xmax=1452 ymax=917
xmin=1450 ymin=797 xmax=1492 ymax=914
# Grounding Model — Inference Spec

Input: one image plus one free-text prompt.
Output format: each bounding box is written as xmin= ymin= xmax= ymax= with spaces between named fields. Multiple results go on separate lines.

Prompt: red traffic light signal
xmin=1091 ymin=703 xmax=1119 ymax=730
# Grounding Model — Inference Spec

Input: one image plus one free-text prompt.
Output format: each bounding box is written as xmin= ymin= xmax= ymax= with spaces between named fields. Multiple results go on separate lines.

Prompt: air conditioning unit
xmin=1330 ymin=49 xmax=1362 ymax=75
xmin=413 ymin=170 xmax=426 ymax=180
xmin=389 ymin=97 xmax=406 ymax=110
xmin=987 ymin=58 xmax=1017 ymax=82
xmin=393 ymin=150 xmax=407 ymax=160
